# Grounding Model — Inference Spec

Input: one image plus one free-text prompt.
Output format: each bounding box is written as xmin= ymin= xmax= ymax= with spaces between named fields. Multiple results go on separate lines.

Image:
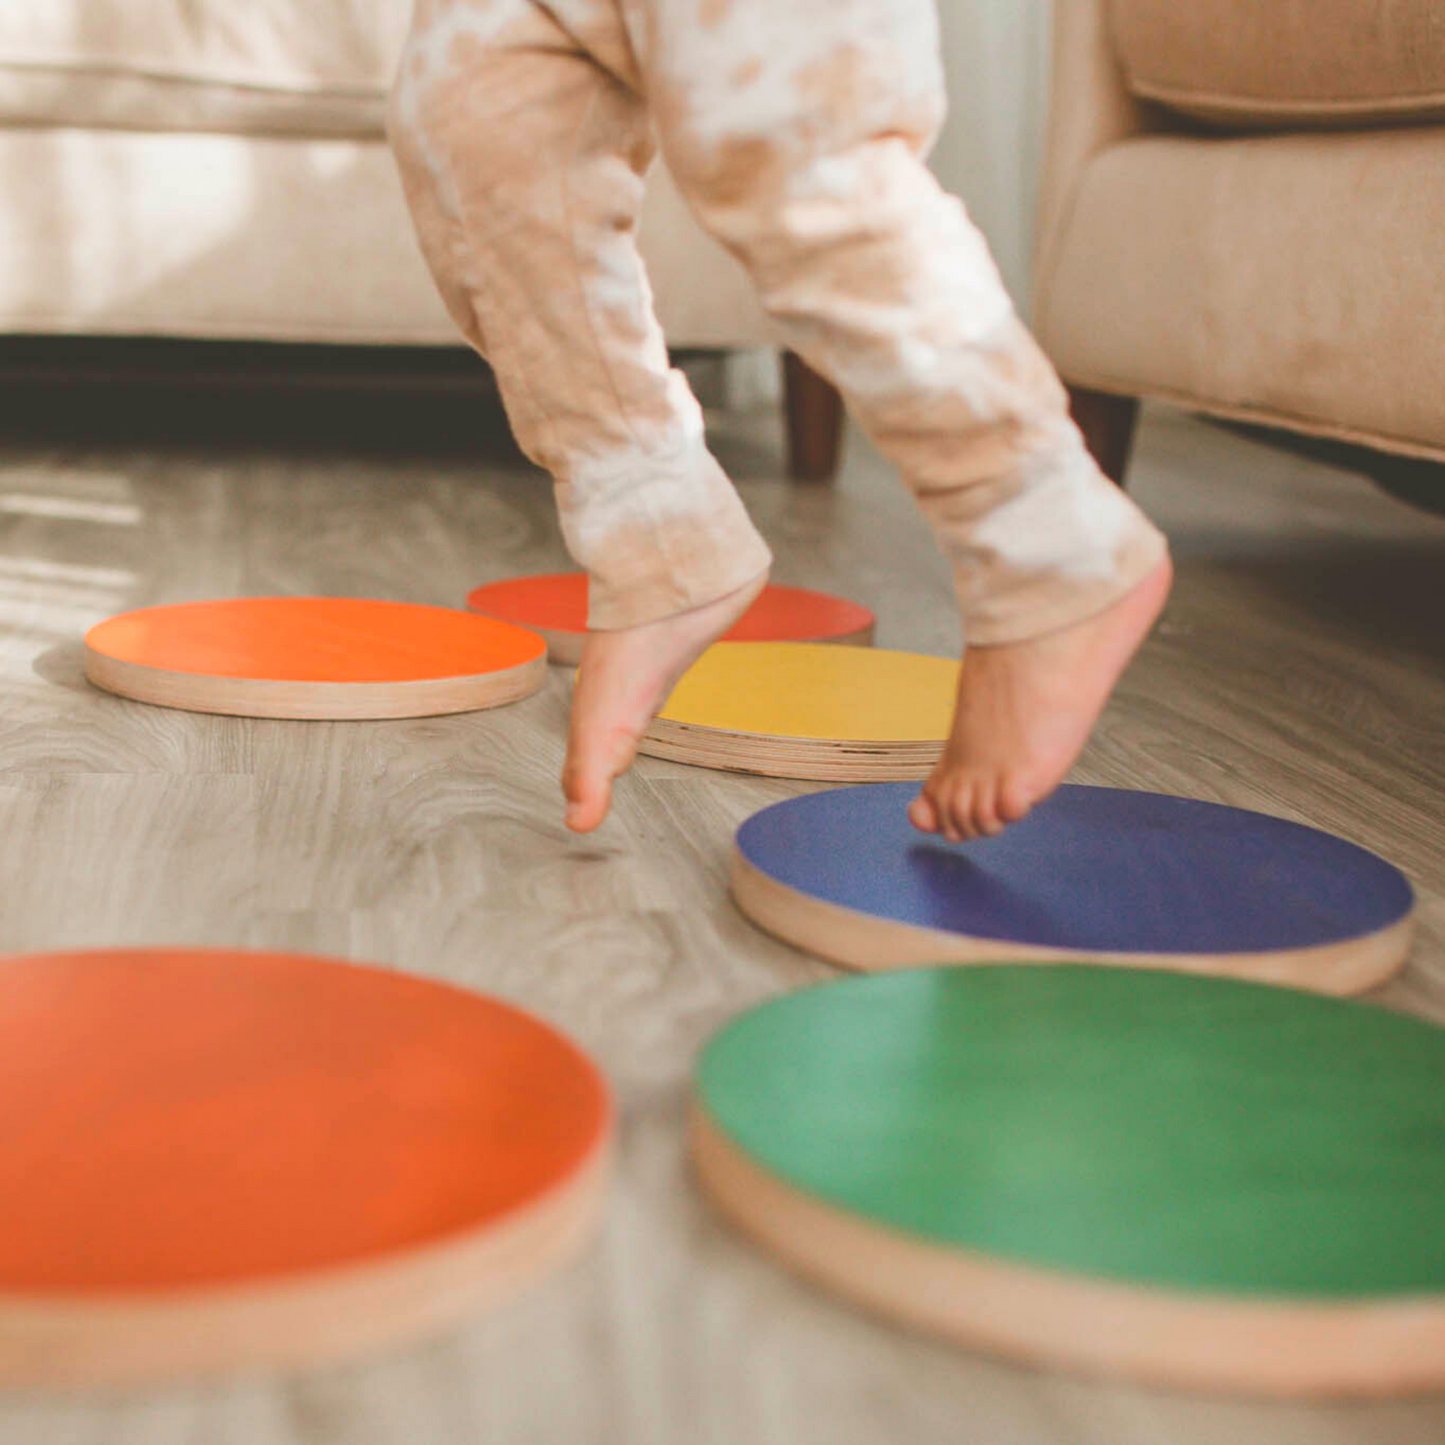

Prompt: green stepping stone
xmin=693 ymin=965 xmax=1445 ymax=1395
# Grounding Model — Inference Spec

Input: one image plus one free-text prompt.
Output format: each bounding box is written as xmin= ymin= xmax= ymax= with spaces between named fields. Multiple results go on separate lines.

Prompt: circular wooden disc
xmin=638 ymin=643 xmax=959 ymax=780
xmin=0 ymin=948 xmax=611 ymax=1386
xmin=732 ymin=783 xmax=1414 ymax=993
xmin=85 ymin=598 xmax=547 ymax=719
xmin=693 ymin=965 xmax=1445 ymax=1396
xmin=466 ymin=573 xmax=876 ymax=665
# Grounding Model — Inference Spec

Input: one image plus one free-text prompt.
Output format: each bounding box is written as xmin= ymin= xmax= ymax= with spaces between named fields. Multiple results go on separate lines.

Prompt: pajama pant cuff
xmin=587 ymin=547 xmax=773 ymax=632
xmin=559 ymin=445 xmax=774 ymax=632
xmin=948 ymin=450 xmax=1170 ymax=648
xmin=958 ymin=525 xmax=1168 ymax=647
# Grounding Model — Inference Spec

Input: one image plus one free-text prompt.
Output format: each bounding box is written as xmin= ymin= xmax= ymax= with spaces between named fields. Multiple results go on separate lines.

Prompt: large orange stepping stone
xmin=0 ymin=947 xmax=611 ymax=1385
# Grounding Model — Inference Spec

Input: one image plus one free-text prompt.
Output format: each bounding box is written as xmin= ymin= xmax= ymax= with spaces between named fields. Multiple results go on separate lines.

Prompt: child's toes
xmin=938 ymin=776 xmax=974 ymax=844
xmin=564 ymin=795 xmax=605 ymax=833
xmin=912 ymin=770 xmax=959 ymax=836
xmin=562 ymin=735 xmax=609 ymax=833
xmin=998 ymin=774 xmax=1036 ymax=826
xmin=908 ymin=788 xmax=944 ymax=835
xmin=915 ymin=767 xmax=995 ymax=843
xmin=971 ymin=777 xmax=1005 ymax=837
xmin=561 ymin=760 xmax=608 ymax=833
xmin=564 ymin=722 xmax=646 ymax=833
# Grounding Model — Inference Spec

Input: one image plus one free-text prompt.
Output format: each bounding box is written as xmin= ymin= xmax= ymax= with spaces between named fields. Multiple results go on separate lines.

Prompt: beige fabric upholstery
xmin=0 ymin=0 xmax=1039 ymax=360
xmin=1038 ymin=129 xmax=1445 ymax=463
xmin=1110 ymin=0 xmax=1445 ymax=128
xmin=0 ymin=0 xmax=773 ymax=349
xmin=0 ymin=127 xmax=771 ymax=347
xmin=1034 ymin=0 xmax=1157 ymax=337
xmin=1036 ymin=0 xmax=1445 ymax=466
xmin=0 ymin=0 xmax=407 ymax=136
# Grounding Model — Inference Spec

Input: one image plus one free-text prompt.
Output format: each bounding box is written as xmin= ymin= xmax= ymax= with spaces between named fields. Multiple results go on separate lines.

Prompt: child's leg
xmin=628 ymin=0 xmax=1171 ymax=838
xmin=389 ymin=0 xmax=771 ymax=829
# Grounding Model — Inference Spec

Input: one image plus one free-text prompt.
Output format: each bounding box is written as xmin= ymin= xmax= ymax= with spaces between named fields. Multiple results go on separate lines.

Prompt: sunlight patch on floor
xmin=0 ymin=555 xmax=135 ymax=589
xmin=0 ymin=493 xmax=142 ymax=525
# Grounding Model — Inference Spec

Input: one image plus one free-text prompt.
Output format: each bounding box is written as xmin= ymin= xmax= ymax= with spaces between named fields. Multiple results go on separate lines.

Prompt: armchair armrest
xmin=1033 ymin=0 xmax=1158 ymax=332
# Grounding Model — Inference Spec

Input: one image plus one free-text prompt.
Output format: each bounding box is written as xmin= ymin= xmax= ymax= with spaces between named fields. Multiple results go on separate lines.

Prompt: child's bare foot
xmin=909 ymin=558 xmax=1173 ymax=842
xmin=562 ymin=571 xmax=769 ymax=832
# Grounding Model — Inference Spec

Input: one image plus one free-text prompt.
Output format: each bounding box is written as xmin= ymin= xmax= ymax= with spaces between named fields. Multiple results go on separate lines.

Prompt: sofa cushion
xmin=1035 ymin=126 xmax=1445 ymax=463
xmin=0 ymin=0 xmax=412 ymax=137
xmin=1111 ymin=0 xmax=1445 ymax=129
xmin=0 ymin=127 xmax=774 ymax=348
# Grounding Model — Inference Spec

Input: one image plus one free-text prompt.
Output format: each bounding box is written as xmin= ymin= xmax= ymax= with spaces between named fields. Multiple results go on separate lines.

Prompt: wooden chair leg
xmin=1067 ymin=385 xmax=1139 ymax=487
xmin=782 ymin=351 xmax=845 ymax=481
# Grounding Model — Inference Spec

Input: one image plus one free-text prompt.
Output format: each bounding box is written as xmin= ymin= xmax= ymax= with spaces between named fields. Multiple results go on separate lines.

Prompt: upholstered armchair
xmin=1035 ymin=0 xmax=1445 ymax=487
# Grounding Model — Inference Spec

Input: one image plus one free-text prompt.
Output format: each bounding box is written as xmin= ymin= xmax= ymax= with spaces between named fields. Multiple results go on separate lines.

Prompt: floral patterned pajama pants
xmin=388 ymin=0 xmax=1166 ymax=636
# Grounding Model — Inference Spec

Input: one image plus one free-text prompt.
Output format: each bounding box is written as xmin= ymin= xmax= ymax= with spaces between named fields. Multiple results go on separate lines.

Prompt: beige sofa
xmin=0 ymin=1 xmax=843 ymax=477
xmin=1035 ymin=0 xmax=1445 ymax=485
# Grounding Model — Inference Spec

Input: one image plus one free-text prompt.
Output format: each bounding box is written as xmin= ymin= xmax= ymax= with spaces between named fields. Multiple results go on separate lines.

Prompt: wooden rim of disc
xmin=636 ymin=643 xmax=956 ymax=780
xmin=1 ymin=1145 xmax=610 ymax=1389
xmin=466 ymin=574 xmax=876 ymax=667
xmin=691 ymin=1105 xmax=1445 ymax=1398
xmin=639 ymin=726 xmax=942 ymax=781
xmin=0 ymin=948 xmax=612 ymax=1387
xmin=730 ymin=846 xmax=1415 ymax=995
xmin=84 ymin=598 xmax=547 ymax=719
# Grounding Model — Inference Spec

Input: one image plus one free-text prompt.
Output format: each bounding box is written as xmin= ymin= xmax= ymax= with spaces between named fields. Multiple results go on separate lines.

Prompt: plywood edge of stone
xmin=728 ymin=847 xmax=1413 ymax=996
xmin=84 ymin=648 xmax=548 ymax=720
xmin=0 ymin=1138 xmax=611 ymax=1388
xmin=689 ymin=1105 xmax=1445 ymax=1398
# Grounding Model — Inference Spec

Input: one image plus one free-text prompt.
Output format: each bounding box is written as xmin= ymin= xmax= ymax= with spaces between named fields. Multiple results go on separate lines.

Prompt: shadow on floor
xmin=0 ymin=337 xmax=758 ymax=471
xmin=1213 ymin=417 xmax=1445 ymax=517
xmin=1215 ymin=539 xmax=1445 ymax=676
xmin=31 ymin=641 xmax=92 ymax=695
xmin=0 ymin=337 xmax=533 ymax=463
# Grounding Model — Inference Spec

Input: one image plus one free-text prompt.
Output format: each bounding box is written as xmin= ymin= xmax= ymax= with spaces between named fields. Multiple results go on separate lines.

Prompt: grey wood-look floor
xmin=1 ymin=381 xmax=1443 ymax=1444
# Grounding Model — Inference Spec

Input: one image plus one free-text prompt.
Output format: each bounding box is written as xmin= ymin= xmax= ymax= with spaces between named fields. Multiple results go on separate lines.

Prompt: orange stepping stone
xmin=85 ymin=597 xmax=547 ymax=719
xmin=0 ymin=947 xmax=612 ymax=1386
xmin=466 ymin=572 xmax=875 ymax=665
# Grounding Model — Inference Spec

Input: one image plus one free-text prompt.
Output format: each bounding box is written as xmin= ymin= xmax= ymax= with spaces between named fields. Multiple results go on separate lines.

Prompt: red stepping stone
xmin=466 ymin=573 xmax=874 ymax=664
